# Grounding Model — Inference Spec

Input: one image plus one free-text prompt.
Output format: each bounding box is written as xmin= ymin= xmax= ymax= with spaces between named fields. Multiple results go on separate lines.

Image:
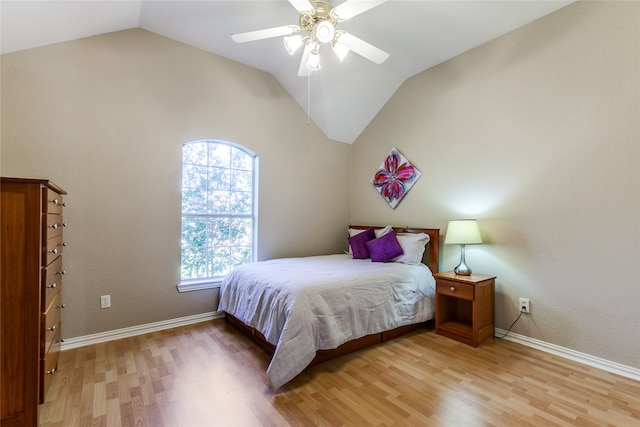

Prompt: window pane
xmin=209 ymin=166 xmax=230 ymax=191
xmin=181 ymin=217 xmax=206 ymax=247
xmin=209 ymin=144 xmax=230 ymax=168
xmin=231 ymin=169 xmax=252 ymax=192
xmin=231 ymin=147 xmax=253 ymax=170
xmin=182 ymin=187 xmax=207 ymax=213
xmin=181 ymin=247 xmax=207 ymax=279
xmin=230 ymin=191 xmax=252 ymax=214
xmin=209 ymin=190 xmax=230 ymax=214
xmin=207 ymin=217 xmax=230 ymax=247
xmin=182 ymin=164 xmax=207 ymax=190
xmin=231 ymin=246 xmax=252 ymax=266
xmin=183 ymin=142 xmax=208 ymax=166
xmin=210 ymin=246 xmax=231 ymax=276
xmin=230 ymin=218 xmax=252 ymax=245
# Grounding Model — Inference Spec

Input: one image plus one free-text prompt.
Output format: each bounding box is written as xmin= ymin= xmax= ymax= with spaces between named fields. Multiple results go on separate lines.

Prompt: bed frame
xmin=225 ymin=226 xmax=440 ymax=368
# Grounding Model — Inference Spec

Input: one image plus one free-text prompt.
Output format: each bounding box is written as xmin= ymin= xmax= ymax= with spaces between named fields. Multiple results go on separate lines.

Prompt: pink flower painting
xmin=371 ymin=148 xmax=421 ymax=209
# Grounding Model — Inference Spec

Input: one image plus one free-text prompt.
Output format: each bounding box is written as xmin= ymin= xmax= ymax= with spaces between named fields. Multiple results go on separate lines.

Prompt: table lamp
xmin=444 ymin=219 xmax=483 ymax=276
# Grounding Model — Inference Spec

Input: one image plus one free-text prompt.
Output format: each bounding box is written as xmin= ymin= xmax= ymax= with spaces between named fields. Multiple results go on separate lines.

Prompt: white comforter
xmin=217 ymin=254 xmax=436 ymax=389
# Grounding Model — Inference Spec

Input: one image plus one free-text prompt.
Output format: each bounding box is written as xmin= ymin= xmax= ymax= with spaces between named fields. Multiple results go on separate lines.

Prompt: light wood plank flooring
xmin=39 ymin=319 xmax=640 ymax=426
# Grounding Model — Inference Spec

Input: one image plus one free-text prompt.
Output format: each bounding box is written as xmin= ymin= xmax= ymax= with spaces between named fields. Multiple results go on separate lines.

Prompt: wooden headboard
xmin=348 ymin=225 xmax=440 ymax=273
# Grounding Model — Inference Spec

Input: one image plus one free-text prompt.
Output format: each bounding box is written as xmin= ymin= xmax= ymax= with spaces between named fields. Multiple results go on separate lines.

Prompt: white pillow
xmin=393 ymin=233 xmax=430 ymax=265
xmin=374 ymin=225 xmax=393 ymax=237
xmin=348 ymin=228 xmax=367 ymax=237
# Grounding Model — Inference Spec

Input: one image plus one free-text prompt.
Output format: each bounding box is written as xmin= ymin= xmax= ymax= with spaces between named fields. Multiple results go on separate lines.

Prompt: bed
xmin=217 ymin=225 xmax=440 ymax=389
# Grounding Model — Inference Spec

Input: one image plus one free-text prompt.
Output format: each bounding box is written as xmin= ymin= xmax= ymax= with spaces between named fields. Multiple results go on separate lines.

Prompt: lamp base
xmin=453 ymin=263 xmax=472 ymax=276
xmin=454 ymin=244 xmax=472 ymax=276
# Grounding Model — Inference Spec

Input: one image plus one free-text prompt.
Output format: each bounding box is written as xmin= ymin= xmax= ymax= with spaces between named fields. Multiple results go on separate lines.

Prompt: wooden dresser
xmin=1 ymin=177 xmax=67 ymax=426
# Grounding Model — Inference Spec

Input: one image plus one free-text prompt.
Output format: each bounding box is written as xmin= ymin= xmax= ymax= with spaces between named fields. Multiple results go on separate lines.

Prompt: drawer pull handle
xmin=63 ymin=222 xmax=68 ymax=227
xmin=50 ymin=199 xmax=59 ymax=205
xmin=48 ymin=283 xmax=57 ymax=289
xmin=56 ymin=303 xmax=66 ymax=309
xmin=50 ymin=223 xmax=58 ymax=229
xmin=62 ymin=242 xmax=67 ymax=247
xmin=48 ymin=325 xmax=57 ymax=332
xmin=62 ymin=202 xmax=67 ymax=207
xmin=46 ymin=368 xmax=56 ymax=375
xmin=49 ymin=248 xmax=58 ymax=254
xmin=57 ymin=270 xmax=66 ymax=275
xmin=450 ymin=287 xmax=456 ymax=292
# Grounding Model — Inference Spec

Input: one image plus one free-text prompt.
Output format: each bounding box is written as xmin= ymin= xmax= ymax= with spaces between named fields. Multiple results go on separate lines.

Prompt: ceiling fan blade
xmin=340 ymin=32 xmax=389 ymax=64
xmin=231 ymin=25 xmax=299 ymax=43
xmin=288 ymin=0 xmax=315 ymax=14
xmin=298 ymin=43 xmax=313 ymax=76
xmin=332 ymin=0 xmax=388 ymax=21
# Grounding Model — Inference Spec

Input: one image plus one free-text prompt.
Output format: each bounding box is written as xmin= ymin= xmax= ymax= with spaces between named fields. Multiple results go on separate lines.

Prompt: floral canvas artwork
xmin=371 ymin=148 xmax=421 ymax=209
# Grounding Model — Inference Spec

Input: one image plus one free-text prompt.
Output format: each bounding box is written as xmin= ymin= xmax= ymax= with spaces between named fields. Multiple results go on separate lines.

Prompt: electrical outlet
xmin=519 ymin=298 xmax=530 ymax=313
xmin=100 ymin=295 xmax=111 ymax=309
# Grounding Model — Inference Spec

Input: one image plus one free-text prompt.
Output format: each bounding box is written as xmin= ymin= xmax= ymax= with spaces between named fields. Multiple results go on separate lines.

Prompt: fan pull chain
xmin=307 ymin=72 xmax=311 ymax=126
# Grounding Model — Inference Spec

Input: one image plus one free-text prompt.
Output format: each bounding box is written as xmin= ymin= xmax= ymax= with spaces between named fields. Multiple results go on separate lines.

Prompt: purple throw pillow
xmin=366 ymin=230 xmax=404 ymax=262
xmin=348 ymin=228 xmax=376 ymax=259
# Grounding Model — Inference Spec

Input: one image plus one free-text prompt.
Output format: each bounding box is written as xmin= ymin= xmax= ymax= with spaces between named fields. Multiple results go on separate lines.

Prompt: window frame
xmin=177 ymin=139 xmax=258 ymax=292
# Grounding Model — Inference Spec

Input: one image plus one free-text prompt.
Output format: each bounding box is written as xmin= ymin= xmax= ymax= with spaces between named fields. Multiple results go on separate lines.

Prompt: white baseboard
xmin=61 ymin=311 xmax=225 ymax=351
xmin=495 ymin=328 xmax=640 ymax=382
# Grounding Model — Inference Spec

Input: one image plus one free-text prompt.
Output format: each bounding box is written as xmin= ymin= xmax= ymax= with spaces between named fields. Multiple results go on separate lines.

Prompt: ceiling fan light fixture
xmin=332 ymin=42 xmax=350 ymax=62
xmin=314 ymin=20 xmax=335 ymax=44
xmin=332 ymin=33 xmax=350 ymax=61
xmin=231 ymin=0 xmax=390 ymax=76
xmin=306 ymin=48 xmax=321 ymax=71
xmin=283 ymin=34 xmax=304 ymax=55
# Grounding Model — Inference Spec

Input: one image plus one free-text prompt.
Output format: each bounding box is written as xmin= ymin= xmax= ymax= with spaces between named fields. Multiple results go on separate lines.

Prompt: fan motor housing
xmin=299 ymin=1 xmax=336 ymax=32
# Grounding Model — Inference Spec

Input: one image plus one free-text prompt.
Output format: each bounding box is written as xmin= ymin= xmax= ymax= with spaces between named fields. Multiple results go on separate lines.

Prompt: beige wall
xmin=352 ymin=1 xmax=639 ymax=368
xmin=1 ymin=29 xmax=351 ymax=338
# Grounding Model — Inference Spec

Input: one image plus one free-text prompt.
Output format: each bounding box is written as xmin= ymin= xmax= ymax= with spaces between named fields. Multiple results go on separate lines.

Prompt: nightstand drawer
xmin=437 ymin=280 xmax=474 ymax=300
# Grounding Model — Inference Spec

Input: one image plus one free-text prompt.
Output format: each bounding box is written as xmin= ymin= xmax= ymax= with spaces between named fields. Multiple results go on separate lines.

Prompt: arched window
xmin=179 ymin=140 xmax=257 ymax=291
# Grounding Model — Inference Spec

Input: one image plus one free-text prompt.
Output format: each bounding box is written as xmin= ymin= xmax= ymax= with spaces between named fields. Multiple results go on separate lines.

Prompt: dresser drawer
xmin=436 ymin=280 xmax=474 ymax=300
xmin=43 ymin=189 xmax=64 ymax=214
xmin=42 ymin=293 xmax=62 ymax=356
xmin=43 ymin=256 xmax=64 ymax=309
xmin=40 ymin=339 xmax=61 ymax=403
xmin=45 ymin=214 xmax=65 ymax=239
xmin=44 ymin=233 xmax=65 ymax=266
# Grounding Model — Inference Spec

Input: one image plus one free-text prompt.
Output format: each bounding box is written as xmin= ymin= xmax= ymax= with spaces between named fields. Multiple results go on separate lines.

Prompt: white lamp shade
xmin=306 ymin=50 xmax=321 ymax=71
xmin=283 ymin=35 xmax=304 ymax=55
xmin=332 ymin=40 xmax=350 ymax=61
xmin=444 ymin=220 xmax=483 ymax=245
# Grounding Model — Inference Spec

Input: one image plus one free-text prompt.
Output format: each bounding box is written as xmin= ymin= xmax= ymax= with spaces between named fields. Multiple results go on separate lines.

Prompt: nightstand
xmin=434 ymin=271 xmax=495 ymax=347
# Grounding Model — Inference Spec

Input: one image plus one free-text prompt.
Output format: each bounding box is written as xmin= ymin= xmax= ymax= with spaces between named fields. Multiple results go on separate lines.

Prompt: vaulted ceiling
xmin=1 ymin=1 xmax=573 ymax=143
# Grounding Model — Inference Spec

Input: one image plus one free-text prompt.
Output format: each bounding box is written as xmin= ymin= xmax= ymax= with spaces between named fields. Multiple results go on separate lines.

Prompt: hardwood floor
xmin=39 ymin=319 xmax=640 ymax=426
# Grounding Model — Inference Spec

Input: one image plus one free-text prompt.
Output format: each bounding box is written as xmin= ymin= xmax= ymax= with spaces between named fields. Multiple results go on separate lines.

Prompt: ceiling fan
xmin=231 ymin=0 xmax=390 ymax=76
